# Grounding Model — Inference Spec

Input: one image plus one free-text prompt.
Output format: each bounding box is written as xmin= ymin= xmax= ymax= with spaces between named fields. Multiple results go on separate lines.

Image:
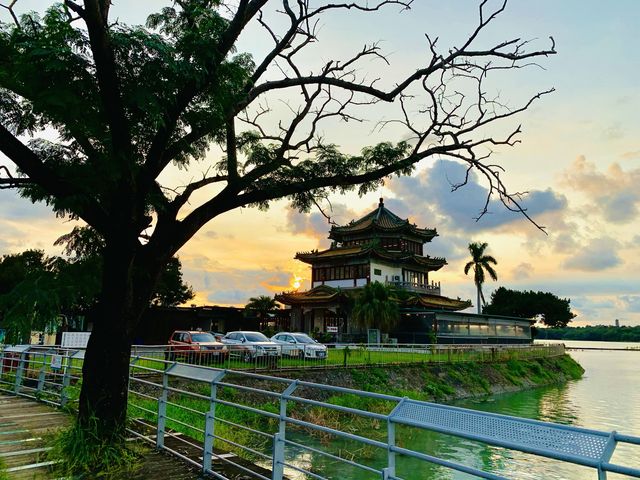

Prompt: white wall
xmin=370 ymin=260 xmax=402 ymax=284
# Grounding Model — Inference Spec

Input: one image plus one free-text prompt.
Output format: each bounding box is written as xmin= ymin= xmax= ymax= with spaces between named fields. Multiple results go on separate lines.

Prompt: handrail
xmin=0 ymin=344 xmax=638 ymax=480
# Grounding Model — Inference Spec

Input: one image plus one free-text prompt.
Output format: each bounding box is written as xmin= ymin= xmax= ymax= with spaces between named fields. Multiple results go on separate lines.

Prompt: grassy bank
xmin=127 ymin=354 xmax=584 ymax=459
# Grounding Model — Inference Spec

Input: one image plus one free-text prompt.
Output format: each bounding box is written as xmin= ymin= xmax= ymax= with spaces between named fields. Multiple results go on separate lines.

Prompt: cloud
xmin=512 ymin=262 xmax=534 ymax=280
xmin=563 ymin=237 xmax=622 ymax=271
xmin=284 ymin=203 xmax=359 ymax=248
xmin=620 ymin=295 xmax=640 ymax=313
xmin=0 ymin=190 xmax=55 ymax=221
xmin=620 ymin=150 xmax=640 ymax=160
xmin=563 ymin=156 xmax=640 ymax=224
xmin=602 ymin=123 xmax=624 ymax=140
xmin=386 ymin=159 xmax=568 ymax=234
xmin=184 ymin=266 xmax=294 ymax=306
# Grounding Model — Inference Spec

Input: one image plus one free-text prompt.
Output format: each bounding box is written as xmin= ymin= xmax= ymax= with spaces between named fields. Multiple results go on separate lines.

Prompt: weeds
xmin=47 ymin=416 xmax=145 ymax=478
xmin=0 ymin=456 xmax=8 ymax=480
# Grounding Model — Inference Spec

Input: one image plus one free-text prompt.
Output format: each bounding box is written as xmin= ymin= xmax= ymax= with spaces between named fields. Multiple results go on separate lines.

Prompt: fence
xmin=0 ymin=344 xmax=639 ymax=480
xmin=134 ymin=342 xmax=565 ymax=371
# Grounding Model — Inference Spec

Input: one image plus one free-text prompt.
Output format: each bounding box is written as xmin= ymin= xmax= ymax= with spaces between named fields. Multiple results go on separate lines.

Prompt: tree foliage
xmin=245 ymin=295 xmax=277 ymax=318
xmin=0 ymin=244 xmax=194 ymax=343
xmin=484 ymin=286 xmax=576 ymax=328
xmin=352 ymin=281 xmax=399 ymax=332
xmin=0 ymin=0 xmax=556 ymax=446
xmin=537 ymin=325 xmax=640 ymax=342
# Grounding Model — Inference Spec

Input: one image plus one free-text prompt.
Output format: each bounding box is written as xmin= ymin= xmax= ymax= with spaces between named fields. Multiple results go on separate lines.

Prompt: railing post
xmin=156 ymin=368 xmax=169 ymax=449
xmin=37 ymin=352 xmax=47 ymax=396
xmin=60 ymin=352 xmax=71 ymax=408
xmin=597 ymin=431 xmax=618 ymax=480
xmin=272 ymin=381 xmax=299 ymax=480
xmin=386 ymin=397 xmax=406 ymax=480
xmin=14 ymin=350 xmax=27 ymax=395
xmin=272 ymin=432 xmax=286 ymax=480
xmin=203 ymin=370 xmax=226 ymax=474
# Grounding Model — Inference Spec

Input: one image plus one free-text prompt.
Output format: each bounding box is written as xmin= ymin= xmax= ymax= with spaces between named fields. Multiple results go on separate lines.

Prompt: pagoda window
xmin=404 ymin=270 xmax=426 ymax=286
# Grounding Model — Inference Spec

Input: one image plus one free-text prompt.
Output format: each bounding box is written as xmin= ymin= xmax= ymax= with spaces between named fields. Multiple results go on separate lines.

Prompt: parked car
xmin=271 ymin=332 xmax=328 ymax=359
xmin=167 ymin=330 xmax=228 ymax=364
xmin=221 ymin=331 xmax=281 ymax=362
xmin=209 ymin=332 xmax=225 ymax=342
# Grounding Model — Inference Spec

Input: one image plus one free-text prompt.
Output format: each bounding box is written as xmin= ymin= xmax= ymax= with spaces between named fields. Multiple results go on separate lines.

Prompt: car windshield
xmin=292 ymin=334 xmax=315 ymax=344
xmin=244 ymin=332 xmax=269 ymax=342
xmin=191 ymin=333 xmax=216 ymax=342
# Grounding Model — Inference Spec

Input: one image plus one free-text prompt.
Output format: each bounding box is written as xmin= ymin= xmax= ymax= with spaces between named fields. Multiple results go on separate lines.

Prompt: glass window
xmin=244 ymin=332 xmax=270 ymax=342
xmin=374 ymin=268 xmax=382 ymax=276
xmin=191 ymin=333 xmax=216 ymax=342
xmin=292 ymin=334 xmax=315 ymax=344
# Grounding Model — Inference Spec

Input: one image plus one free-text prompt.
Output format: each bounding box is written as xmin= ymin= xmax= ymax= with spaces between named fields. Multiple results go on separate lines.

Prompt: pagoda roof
xmin=276 ymin=284 xmax=469 ymax=312
xmin=329 ymin=198 xmax=437 ymax=241
xmin=403 ymin=294 xmax=472 ymax=311
xmin=275 ymin=285 xmax=351 ymax=306
xmin=295 ymin=245 xmax=447 ymax=270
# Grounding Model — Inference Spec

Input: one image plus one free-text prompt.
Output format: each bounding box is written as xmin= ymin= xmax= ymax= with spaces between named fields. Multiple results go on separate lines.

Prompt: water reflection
xmin=280 ymin=348 xmax=640 ymax=479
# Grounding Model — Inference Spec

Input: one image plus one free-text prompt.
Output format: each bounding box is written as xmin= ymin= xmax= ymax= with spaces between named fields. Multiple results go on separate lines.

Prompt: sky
xmin=0 ymin=1 xmax=639 ymax=326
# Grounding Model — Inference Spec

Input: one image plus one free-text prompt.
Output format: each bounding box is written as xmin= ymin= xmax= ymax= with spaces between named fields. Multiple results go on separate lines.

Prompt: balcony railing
xmin=387 ymin=280 xmax=441 ymax=295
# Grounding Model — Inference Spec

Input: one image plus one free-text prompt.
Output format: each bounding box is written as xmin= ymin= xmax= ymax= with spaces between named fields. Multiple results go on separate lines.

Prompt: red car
xmin=167 ymin=330 xmax=229 ymax=364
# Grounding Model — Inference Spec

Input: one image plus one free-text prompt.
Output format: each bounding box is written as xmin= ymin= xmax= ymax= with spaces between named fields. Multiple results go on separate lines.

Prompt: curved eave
xmin=403 ymin=295 xmax=472 ymax=312
xmin=275 ymin=286 xmax=351 ymax=306
xmin=329 ymin=223 xmax=437 ymax=242
xmin=295 ymin=247 xmax=447 ymax=270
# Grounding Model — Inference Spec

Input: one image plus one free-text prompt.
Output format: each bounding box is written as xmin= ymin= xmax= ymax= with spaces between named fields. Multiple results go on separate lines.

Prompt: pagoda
xmin=276 ymin=199 xmax=471 ymax=335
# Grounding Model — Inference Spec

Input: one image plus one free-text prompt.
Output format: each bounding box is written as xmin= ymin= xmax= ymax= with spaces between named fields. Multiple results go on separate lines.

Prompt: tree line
xmin=537 ymin=325 xmax=640 ymax=343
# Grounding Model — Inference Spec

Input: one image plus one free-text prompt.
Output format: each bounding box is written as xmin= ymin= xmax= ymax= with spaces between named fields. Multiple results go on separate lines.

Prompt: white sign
xmin=326 ymin=326 xmax=338 ymax=333
xmin=61 ymin=332 xmax=91 ymax=348
xmin=50 ymin=354 xmax=63 ymax=370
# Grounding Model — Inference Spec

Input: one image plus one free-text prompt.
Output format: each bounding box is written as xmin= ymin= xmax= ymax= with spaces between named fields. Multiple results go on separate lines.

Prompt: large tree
xmin=0 ymin=0 xmax=555 ymax=444
xmin=464 ymin=241 xmax=498 ymax=314
xmin=484 ymin=286 xmax=575 ymax=328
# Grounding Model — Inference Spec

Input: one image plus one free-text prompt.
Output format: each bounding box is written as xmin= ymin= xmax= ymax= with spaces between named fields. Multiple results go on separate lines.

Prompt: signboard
xmin=61 ymin=332 xmax=91 ymax=348
xmin=326 ymin=326 xmax=338 ymax=333
xmin=367 ymin=328 xmax=380 ymax=344
xmin=50 ymin=354 xmax=63 ymax=370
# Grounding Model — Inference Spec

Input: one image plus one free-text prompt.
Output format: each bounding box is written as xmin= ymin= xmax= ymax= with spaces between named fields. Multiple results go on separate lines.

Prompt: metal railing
xmin=0 ymin=344 xmax=638 ymax=479
xmin=131 ymin=342 xmax=565 ymax=372
xmin=385 ymin=280 xmax=441 ymax=295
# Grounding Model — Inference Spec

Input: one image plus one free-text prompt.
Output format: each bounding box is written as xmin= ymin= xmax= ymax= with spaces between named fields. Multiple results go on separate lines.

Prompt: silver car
xmin=221 ymin=331 xmax=281 ymax=362
xmin=271 ymin=332 xmax=328 ymax=359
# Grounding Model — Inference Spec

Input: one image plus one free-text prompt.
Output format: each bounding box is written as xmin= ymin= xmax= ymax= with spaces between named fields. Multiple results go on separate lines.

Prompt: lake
xmin=284 ymin=341 xmax=640 ymax=479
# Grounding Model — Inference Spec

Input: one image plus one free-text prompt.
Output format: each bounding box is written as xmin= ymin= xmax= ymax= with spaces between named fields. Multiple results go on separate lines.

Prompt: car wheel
xmin=297 ymin=350 xmax=305 ymax=360
xmin=243 ymin=351 xmax=253 ymax=363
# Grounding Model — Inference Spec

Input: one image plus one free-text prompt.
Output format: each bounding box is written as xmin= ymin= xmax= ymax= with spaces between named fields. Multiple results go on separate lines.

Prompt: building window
xmin=374 ymin=268 xmax=382 ymax=276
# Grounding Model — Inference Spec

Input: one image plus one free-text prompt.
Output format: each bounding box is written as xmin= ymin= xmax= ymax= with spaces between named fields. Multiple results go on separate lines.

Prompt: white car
xmin=271 ymin=332 xmax=328 ymax=359
xmin=221 ymin=331 xmax=281 ymax=362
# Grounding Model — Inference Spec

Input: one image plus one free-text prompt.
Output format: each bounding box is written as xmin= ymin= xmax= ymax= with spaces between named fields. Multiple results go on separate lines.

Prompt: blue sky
xmin=1 ymin=1 xmax=639 ymax=326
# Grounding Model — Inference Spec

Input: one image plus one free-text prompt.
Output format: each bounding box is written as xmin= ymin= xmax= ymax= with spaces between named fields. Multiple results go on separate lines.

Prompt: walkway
xmin=0 ymin=394 xmax=211 ymax=480
xmin=0 ymin=395 xmax=68 ymax=479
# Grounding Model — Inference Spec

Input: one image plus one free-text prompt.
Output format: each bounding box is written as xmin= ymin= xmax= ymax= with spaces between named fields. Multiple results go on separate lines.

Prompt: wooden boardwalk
xmin=0 ymin=394 xmax=70 ymax=479
xmin=0 ymin=394 xmax=267 ymax=479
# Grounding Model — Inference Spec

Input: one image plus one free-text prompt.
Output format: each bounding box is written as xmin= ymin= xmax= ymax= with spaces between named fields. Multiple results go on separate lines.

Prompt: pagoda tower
xmin=276 ymin=199 xmax=470 ymax=335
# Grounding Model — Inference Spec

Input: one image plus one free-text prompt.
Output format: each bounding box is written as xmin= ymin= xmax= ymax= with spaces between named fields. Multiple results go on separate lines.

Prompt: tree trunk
xmin=477 ymin=285 xmax=482 ymax=315
xmin=77 ymin=241 xmax=161 ymax=441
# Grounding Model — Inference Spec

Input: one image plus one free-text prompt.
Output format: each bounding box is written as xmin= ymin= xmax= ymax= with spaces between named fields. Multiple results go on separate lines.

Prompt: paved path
xmin=0 ymin=394 xmax=69 ymax=479
xmin=0 ymin=394 xmax=268 ymax=479
xmin=0 ymin=394 xmax=212 ymax=480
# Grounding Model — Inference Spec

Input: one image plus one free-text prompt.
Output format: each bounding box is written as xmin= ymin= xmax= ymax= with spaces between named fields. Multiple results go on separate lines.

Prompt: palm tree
xmin=464 ymin=242 xmax=498 ymax=314
xmin=351 ymin=281 xmax=399 ymax=333
xmin=245 ymin=295 xmax=277 ymax=329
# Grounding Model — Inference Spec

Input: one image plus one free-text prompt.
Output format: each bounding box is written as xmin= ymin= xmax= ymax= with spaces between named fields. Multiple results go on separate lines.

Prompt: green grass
xmin=0 ymin=456 xmax=9 ymax=480
xmin=47 ymin=417 xmax=146 ymax=479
